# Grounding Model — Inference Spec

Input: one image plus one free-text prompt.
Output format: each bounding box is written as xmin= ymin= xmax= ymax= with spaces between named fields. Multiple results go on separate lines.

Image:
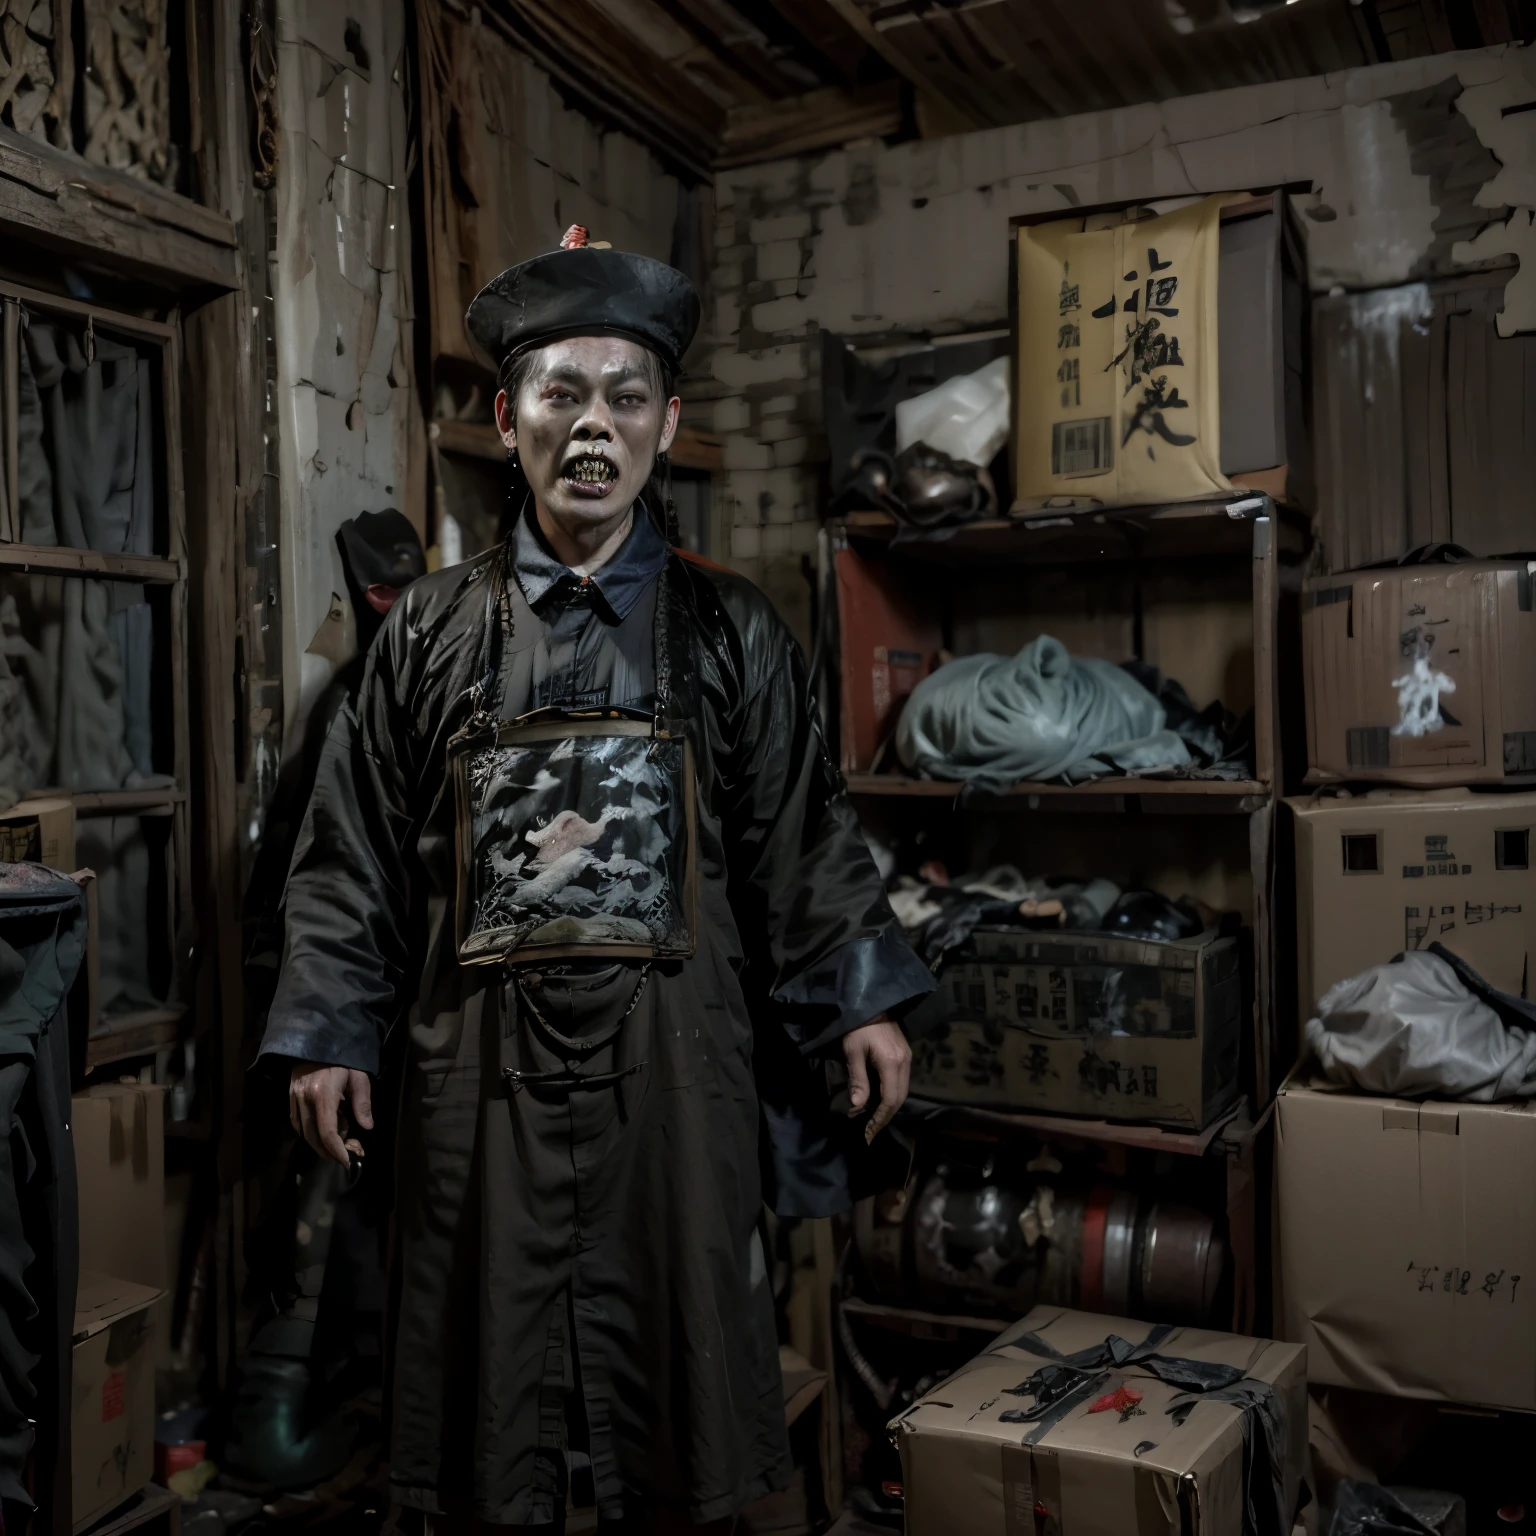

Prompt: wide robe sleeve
xmin=257 ymin=605 xmax=420 ymax=1077
xmin=720 ymin=597 xmax=933 ymax=1057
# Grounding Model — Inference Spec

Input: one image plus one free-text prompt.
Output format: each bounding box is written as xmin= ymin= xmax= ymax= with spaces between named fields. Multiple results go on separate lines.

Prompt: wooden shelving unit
xmin=908 ymin=1096 xmax=1253 ymax=1157
xmin=840 ymin=1297 xmax=1013 ymax=1340
xmin=846 ymin=771 xmax=1268 ymax=812
xmin=0 ymin=544 xmax=181 ymax=583
xmin=832 ymin=491 xmax=1303 ymax=1343
xmin=70 ymin=789 xmax=185 ymax=817
xmin=86 ymin=1007 xmax=189 ymax=1073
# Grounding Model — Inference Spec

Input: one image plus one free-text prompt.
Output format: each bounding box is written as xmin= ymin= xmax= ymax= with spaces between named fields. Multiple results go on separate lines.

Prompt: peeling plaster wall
xmin=273 ymin=0 xmax=416 ymax=749
xmin=708 ymin=45 xmax=1536 ymax=641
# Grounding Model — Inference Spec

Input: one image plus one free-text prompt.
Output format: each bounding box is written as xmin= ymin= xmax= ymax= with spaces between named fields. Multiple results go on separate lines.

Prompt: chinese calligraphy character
xmin=1059 ymin=263 xmax=1080 ymax=314
xmin=1057 ymin=357 xmax=1080 ymax=407
xmin=1122 ymin=318 xmax=1184 ymax=386
xmin=1025 ymin=1044 xmax=1053 ymax=1087
xmin=1057 ymin=322 xmax=1080 ymax=349
xmin=1122 ymin=374 xmax=1196 ymax=450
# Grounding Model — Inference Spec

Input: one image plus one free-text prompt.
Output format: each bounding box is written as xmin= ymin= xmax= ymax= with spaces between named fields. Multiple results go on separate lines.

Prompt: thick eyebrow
xmin=535 ymin=361 xmax=651 ymax=390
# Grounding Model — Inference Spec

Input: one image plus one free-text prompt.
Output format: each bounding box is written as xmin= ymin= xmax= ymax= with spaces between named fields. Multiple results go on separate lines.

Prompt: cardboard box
xmin=73 ymin=1084 xmax=169 ymax=1361
xmin=1012 ymin=191 xmax=1310 ymax=512
xmin=1288 ymin=789 xmax=1535 ymax=1019
xmin=891 ymin=1305 xmax=1307 ymax=1536
xmin=910 ymin=927 xmax=1242 ymax=1132
xmin=73 ymin=1269 xmax=163 ymax=1532
xmin=1276 ymin=1078 xmax=1536 ymax=1411
xmin=0 ymin=795 xmax=76 ymax=870
xmin=1313 ymin=275 xmax=1533 ymax=574
xmin=1302 ymin=560 xmax=1536 ymax=786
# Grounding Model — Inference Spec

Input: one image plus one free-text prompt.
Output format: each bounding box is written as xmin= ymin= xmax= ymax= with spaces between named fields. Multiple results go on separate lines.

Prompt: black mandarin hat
xmin=337 ymin=508 xmax=425 ymax=592
xmin=464 ymin=226 xmax=701 ymax=377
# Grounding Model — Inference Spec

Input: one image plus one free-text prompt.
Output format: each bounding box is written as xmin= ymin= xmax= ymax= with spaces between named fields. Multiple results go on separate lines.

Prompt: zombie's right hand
xmin=288 ymin=1060 xmax=373 ymax=1167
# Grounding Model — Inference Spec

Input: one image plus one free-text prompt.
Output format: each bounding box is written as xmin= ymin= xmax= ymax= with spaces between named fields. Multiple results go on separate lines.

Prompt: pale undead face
xmin=496 ymin=335 xmax=680 ymax=534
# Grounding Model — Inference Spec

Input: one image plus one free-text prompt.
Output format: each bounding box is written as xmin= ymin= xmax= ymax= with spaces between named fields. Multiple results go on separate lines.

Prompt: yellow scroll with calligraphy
xmin=1013 ymin=195 xmax=1233 ymax=509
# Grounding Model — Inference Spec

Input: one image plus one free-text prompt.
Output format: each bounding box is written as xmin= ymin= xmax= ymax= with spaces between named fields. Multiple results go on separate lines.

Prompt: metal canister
xmin=858 ymin=1171 xmax=1227 ymax=1327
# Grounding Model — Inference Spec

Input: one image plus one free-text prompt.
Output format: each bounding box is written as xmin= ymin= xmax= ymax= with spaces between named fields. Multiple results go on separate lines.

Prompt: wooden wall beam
xmin=0 ymin=126 xmax=237 ymax=291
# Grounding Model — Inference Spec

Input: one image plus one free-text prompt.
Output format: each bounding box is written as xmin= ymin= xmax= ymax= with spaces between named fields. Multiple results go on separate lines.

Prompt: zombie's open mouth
xmin=563 ymin=454 xmax=618 ymax=496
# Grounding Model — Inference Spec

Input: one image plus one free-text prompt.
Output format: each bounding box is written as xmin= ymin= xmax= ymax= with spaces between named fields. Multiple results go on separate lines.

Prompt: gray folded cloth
xmin=896 ymin=635 xmax=1192 ymax=793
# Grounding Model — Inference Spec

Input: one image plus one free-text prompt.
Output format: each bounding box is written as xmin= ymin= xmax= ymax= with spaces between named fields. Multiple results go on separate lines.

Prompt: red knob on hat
xmin=560 ymin=224 xmax=590 ymax=250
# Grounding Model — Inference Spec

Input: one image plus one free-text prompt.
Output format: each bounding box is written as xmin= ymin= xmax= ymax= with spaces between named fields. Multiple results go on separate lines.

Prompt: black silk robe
xmin=259 ymin=526 xmax=931 ymax=1525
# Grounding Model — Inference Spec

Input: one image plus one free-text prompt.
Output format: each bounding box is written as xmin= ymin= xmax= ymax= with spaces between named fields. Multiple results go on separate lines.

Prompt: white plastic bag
xmin=1305 ymin=950 xmax=1536 ymax=1101
xmin=895 ymin=356 xmax=1011 ymax=469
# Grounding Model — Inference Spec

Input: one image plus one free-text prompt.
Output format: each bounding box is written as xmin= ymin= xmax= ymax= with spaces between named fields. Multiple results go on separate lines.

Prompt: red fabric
xmin=1088 ymin=1385 xmax=1143 ymax=1416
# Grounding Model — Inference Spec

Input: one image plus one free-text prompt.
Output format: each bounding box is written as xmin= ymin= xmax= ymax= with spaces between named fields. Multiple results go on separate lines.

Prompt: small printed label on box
xmin=102 ymin=1371 xmax=126 ymax=1422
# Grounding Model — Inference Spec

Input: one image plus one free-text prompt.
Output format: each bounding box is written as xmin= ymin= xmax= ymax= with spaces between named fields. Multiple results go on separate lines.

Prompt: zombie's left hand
xmin=842 ymin=1015 xmax=912 ymax=1143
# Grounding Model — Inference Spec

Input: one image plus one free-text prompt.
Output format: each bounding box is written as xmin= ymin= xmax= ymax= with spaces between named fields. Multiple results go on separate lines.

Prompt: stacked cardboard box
xmin=1281 ymin=557 xmax=1536 ymax=1411
xmin=70 ymin=1083 xmax=168 ymax=1528
xmin=72 ymin=1271 xmax=163 ymax=1532
xmin=891 ymin=1306 xmax=1308 ymax=1536
xmin=909 ymin=926 xmax=1243 ymax=1133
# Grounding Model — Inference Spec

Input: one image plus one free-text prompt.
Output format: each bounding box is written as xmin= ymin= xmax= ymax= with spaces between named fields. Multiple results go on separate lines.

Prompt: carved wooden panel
xmin=0 ymin=0 xmax=70 ymax=147
xmin=81 ymin=0 xmax=174 ymax=185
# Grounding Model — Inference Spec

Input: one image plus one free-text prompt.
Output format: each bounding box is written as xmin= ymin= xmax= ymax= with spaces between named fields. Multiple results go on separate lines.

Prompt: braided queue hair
xmin=496 ymin=346 xmax=682 ymax=547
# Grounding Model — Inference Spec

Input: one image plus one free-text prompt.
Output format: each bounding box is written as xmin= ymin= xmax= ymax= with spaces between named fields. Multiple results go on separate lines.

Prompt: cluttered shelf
xmin=71 ymin=788 xmax=185 ymax=817
xmin=85 ymin=1006 xmax=187 ymax=1073
xmin=907 ymin=1097 xmax=1255 ymax=1158
xmin=839 ymin=493 xmax=1308 ymax=566
xmin=0 ymin=543 xmax=181 ymax=584
xmin=839 ymin=1297 xmax=1013 ymax=1340
xmin=844 ymin=772 xmax=1268 ymax=812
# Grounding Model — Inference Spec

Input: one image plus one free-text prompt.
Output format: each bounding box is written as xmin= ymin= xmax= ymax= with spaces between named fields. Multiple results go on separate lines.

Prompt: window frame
xmin=0 ymin=276 xmax=191 ymax=1069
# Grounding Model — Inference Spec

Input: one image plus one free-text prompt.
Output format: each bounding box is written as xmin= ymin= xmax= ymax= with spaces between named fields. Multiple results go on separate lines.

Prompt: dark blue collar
xmin=512 ymin=500 xmax=670 ymax=622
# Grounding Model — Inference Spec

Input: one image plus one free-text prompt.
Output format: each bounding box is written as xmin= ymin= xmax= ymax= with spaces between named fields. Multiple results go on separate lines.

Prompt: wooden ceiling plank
xmin=1469 ymin=0 xmax=1515 ymax=41
xmin=820 ymin=0 xmax=994 ymax=129
xmin=969 ymin=4 xmax=1114 ymax=119
xmin=1315 ymin=0 xmax=1373 ymax=67
xmin=894 ymin=11 xmax=1039 ymax=124
xmin=1030 ymin=0 xmax=1169 ymax=113
xmin=1416 ymin=0 xmax=1458 ymax=50
xmin=764 ymin=0 xmax=881 ymax=84
xmin=716 ymin=80 xmax=904 ymax=164
xmin=654 ymin=0 xmax=808 ymax=99
xmin=485 ymin=0 xmax=724 ymax=176
xmin=1250 ymin=11 xmax=1316 ymax=85
xmin=1112 ymin=0 xmax=1187 ymax=107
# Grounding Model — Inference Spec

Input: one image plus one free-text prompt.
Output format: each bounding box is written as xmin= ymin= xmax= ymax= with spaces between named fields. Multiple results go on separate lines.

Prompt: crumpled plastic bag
xmin=895 ymin=356 xmax=1011 ymax=469
xmin=896 ymin=635 xmax=1192 ymax=793
xmin=1329 ymin=1479 xmax=1464 ymax=1536
xmin=1305 ymin=947 xmax=1536 ymax=1102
